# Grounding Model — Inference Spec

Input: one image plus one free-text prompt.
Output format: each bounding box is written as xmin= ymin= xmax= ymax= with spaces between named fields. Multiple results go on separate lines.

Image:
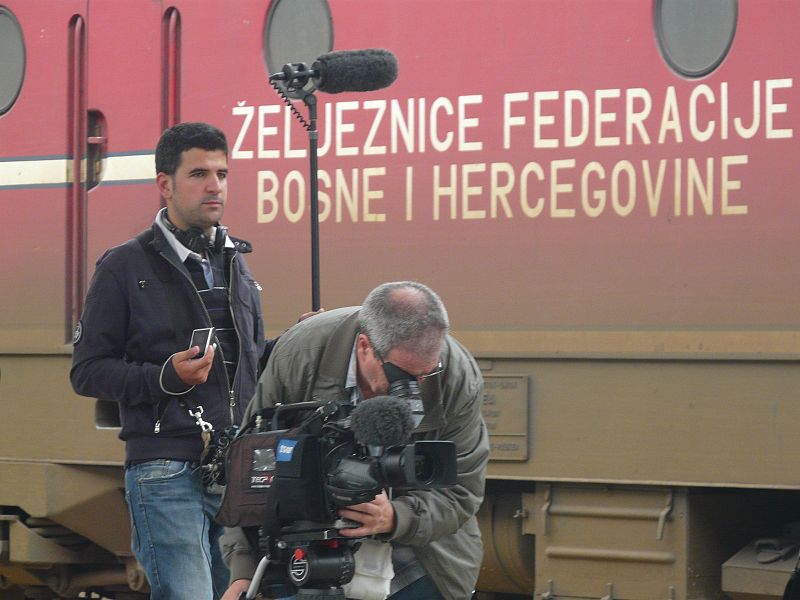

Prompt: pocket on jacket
xmin=128 ymin=278 xmax=182 ymax=350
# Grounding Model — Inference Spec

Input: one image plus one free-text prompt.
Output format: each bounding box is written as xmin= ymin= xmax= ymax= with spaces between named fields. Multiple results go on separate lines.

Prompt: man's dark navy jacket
xmin=71 ymin=224 xmax=266 ymax=464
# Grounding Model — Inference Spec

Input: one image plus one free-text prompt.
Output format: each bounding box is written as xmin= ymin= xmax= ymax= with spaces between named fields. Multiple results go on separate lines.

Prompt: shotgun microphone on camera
xmin=350 ymin=395 xmax=414 ymax=455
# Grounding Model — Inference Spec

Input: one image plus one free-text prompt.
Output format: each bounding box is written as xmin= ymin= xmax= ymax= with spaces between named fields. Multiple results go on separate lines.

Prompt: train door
xmin=0 ymin=0 xmax=163 ymax=352
xmin=0 ymin=0 xmax=164 ymax=464
xmin=0 ymin=1 xmax=87 ymax=351
xmin=83 ymin=0 xmax=165 ymax=284
xmin=0 ymin=2 xmax=114 ymax=467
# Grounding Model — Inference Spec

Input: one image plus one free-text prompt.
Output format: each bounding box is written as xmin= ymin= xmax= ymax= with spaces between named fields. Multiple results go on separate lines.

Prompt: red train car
xmin=1 ymin=1 xmax=799 ymax=599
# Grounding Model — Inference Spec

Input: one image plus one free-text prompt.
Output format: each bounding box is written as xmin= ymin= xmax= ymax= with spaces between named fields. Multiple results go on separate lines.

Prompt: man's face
xmin=157 ymin=148 xmax=228 ymax=232
xmin=356 ymin=333 xmax=441 ymax=398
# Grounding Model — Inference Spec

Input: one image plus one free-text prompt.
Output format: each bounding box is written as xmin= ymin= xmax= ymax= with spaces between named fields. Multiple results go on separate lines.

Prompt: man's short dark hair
xmin=155 ymin=122 xmax=228 ymax=176
xmin=360 ymin=281 xmax=449 ymax=359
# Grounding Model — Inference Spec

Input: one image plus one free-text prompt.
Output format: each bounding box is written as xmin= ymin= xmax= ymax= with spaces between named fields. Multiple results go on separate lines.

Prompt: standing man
xmin=221 ymin=281 xmax=489 ymax=600
xmin=72 ymin=122 xmax=268 ymax=600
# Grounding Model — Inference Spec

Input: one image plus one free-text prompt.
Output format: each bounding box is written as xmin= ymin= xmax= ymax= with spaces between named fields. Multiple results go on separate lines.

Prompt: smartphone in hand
xmin=189 ymin=327 xmax=215 ymax=358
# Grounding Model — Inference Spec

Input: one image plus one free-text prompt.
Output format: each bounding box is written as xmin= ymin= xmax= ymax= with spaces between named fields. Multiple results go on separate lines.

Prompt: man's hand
xmin=337 ymin=490 xmax=395 ymax=537
xmin=297 ymin=308 xmax=325 ymax=322
xmin=221 ymin=578 xmax=251 ymax=600
xmin=172 ymin=343 xmax=215 ymax=386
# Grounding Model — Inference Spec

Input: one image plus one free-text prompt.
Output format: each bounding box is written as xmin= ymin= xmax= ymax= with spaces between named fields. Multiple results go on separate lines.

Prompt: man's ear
xmin=156 ymin=172 xmax=173 ymax=200
xmin=356 ymin=333 xmax=371 ymax=357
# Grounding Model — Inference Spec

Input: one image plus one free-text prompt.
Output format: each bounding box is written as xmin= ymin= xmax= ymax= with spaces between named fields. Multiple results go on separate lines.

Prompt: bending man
xmin=221 ymin=281 xmax=489 ymax=600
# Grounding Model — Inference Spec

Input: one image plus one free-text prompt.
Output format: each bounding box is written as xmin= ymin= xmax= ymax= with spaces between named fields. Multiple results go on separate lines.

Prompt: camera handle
xmin=240 ymin=555 xmax=272 ymax=600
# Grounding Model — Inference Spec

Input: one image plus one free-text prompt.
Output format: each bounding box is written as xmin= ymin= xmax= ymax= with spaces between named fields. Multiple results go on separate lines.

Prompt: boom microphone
xmin=270 ymin=49 xmax=398 ymax=94
xmin=350 ymin=396 xmax=413 ymax=448
xmin=312 ymin=49 xmax=398 ymax=93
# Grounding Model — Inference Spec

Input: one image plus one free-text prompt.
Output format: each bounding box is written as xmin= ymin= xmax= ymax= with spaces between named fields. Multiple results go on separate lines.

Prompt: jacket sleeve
xmin=219 ymin=526 xmax=260 ymax=583
xmin=70 ymin=256 xmax=172 ymax=406
xmin=388 ymin=342 xmax=490 ymax=546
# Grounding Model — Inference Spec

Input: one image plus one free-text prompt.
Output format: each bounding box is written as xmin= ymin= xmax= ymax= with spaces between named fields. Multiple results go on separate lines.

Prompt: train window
xmin=263 ymin=0 xmax=333 ymax=95
xmin=87 ymin=110 xmax=107 ymax=190
xmin=655 ymin=0 xmax=737 ymax=78
xmin=0 ymin=7 xmax=25 ymax=114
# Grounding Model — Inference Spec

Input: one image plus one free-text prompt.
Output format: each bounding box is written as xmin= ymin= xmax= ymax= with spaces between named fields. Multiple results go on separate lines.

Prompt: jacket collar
xmin=147 ymin=224 xmax=192 ymax=280
xmin=312 ymin=310 xmax=360 ymax=404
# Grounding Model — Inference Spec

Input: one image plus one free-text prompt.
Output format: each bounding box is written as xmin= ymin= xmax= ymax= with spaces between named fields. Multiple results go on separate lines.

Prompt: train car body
xmin=1 ymin=0 xmax=798 ymax=598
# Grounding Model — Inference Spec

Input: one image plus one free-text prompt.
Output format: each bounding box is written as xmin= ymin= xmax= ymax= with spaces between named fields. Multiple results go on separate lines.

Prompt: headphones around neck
xmin=163 ymin=212 xmax=227 ymax=255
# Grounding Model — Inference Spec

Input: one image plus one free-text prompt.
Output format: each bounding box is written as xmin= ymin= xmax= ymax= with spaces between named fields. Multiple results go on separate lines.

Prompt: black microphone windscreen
xmin=312 ymin=48 xmax=398 ymax=94
xmin=350 ymin=396 xmax=413 ymax=447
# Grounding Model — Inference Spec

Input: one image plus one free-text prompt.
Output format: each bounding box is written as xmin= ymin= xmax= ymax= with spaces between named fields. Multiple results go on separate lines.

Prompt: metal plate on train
xmin=482 ymin=375 xmax=529 ymax=461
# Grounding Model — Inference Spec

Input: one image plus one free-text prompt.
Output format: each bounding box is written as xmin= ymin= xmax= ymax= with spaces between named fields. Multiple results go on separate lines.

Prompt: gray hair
xmin=359 ymin=281 xmax=449 ymax=359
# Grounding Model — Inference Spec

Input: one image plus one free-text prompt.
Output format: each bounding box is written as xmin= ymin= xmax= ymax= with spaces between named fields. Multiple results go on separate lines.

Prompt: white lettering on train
xmin=254 ymin=155 xmax=747 ymax=224
xmin=503 ymin=78 xmax=793 ymax=149
xmin=233 ymin=95 xmax=485 ymax=159
xmin=258 ymin=168 xmax=387 ymax=224
xmin=232 ymin=78 xmax=791 ymax=225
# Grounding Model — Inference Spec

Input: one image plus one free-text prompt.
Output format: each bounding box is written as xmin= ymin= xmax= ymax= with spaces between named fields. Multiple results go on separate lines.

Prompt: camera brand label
xmin=276 ymin=439 xmax=298 ymax=462
xmin=289 ymin=556 xmax=309 ymax=583
xmin=249 ymin=473 xmax=273 ymax=489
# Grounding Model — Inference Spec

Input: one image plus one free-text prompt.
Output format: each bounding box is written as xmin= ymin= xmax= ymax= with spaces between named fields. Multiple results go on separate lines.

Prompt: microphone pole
xmin=306 ymin=93 xmax=321 ymax=312
xmin=269 ymin=66 xmax=321 ymax=312
xmin=269 ymin=50 xmax=398 ymax=311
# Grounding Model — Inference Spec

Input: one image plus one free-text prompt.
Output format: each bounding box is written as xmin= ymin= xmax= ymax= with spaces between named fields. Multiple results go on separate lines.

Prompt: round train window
xmin=0 ymin=7 xmax=25 ymax=114
xmin=263 ymin=0 xmax=333 ymax=97
xmin=655 ymin=0 xmax=737 ymax=78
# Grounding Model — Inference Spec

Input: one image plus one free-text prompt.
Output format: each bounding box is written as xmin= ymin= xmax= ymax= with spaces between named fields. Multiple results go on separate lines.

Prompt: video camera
xmin=217 ymin=369 xmax=457 ymax=599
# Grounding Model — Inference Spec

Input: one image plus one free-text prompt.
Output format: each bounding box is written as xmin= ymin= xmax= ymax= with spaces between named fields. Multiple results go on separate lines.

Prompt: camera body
xmin=246 ymin=382 xmax=457 ymax=595
xmin=269 ymin=406 xmax=456 ymax=525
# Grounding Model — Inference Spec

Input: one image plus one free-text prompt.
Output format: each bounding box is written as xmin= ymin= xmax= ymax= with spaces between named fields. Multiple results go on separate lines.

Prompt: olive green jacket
xmin=221 ymin=306 xmax=489 ymax=600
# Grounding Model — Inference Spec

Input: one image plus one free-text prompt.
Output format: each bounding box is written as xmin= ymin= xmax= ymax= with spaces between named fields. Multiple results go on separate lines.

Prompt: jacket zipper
xmin=158 ymin=249 xmax=239 ymax=429
xmin=226 ymin=251 xmax=243 ymax=425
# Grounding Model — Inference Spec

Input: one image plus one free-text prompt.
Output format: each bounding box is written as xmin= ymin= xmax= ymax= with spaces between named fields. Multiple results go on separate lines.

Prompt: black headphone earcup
xmin=214 ymin=225 xmax=228 ymax=253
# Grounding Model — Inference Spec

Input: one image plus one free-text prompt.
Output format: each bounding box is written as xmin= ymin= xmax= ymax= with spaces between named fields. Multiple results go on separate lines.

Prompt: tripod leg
xmin=241 ymin=556 xmax=271 ymax=600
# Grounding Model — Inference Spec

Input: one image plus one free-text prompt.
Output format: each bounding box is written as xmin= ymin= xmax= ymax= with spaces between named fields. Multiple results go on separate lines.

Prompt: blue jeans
xmin=125 ymin=460 xmax=229 ymax=600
